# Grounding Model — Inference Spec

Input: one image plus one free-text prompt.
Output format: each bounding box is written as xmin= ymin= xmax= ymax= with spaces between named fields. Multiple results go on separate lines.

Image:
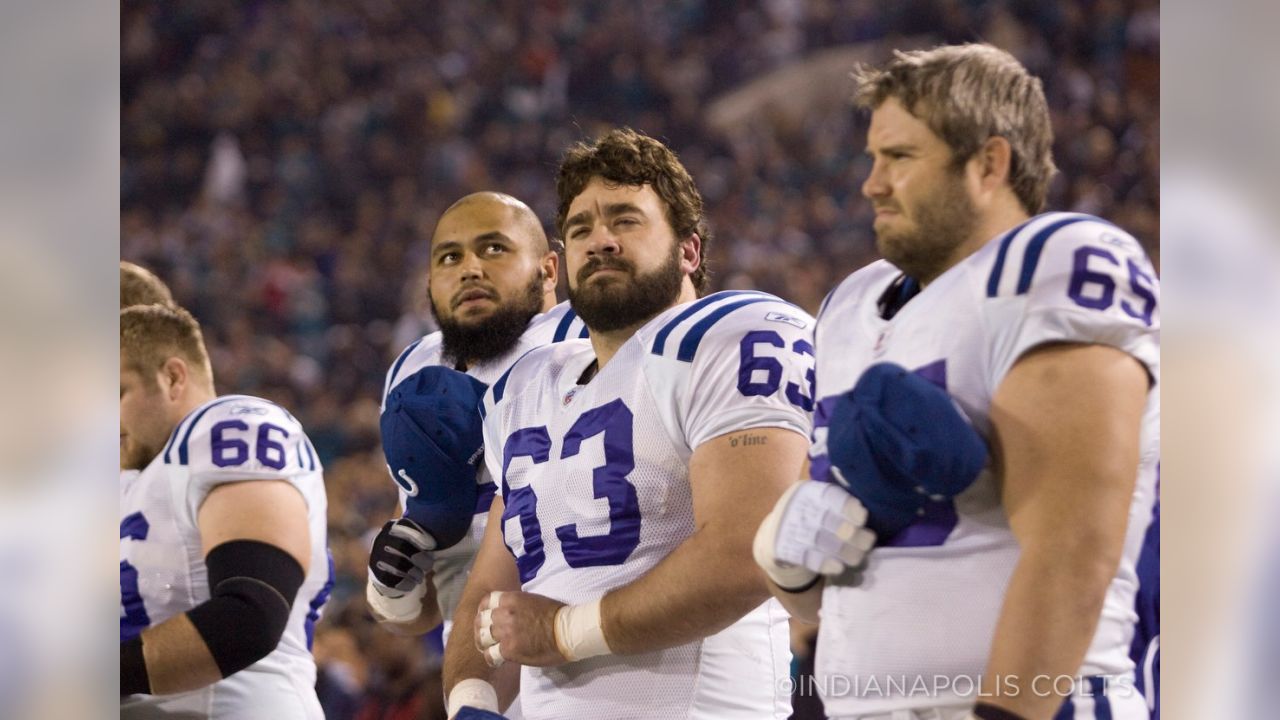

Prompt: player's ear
xmin=678 ymin=233 xmax=701 ymax=276
xmin=540 ymin=250 xmax=559 ymax=292
xmin=975 ymin=136 xmax=1014 ymax=193
xmin=159 ymin=356 xmax=189 ymax=401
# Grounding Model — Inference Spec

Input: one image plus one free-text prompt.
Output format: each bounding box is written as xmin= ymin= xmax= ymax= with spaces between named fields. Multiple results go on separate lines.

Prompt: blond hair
xmin=120 ymin=261 xmax=175 ymax=309
xmin=853 ymin=43 xmax=1057 ymax=213
xmin=120 ymin=304 xmax=213 ymax=389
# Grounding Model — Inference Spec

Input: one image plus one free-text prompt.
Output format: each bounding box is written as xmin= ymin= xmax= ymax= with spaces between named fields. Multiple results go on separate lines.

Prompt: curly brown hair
xmin=555 ymin=127 xmax=711 ymax=294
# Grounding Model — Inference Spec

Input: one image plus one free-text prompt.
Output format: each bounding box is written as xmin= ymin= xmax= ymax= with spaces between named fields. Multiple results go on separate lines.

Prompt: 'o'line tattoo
xmin=729 ymin=432 xmax=768 ymax=448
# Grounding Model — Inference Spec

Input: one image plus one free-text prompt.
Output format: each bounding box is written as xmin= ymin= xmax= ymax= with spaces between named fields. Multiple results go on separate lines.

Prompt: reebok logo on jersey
xmin=229 ymin=404 xmax=269 ymax=415
xmin=765 ymin=311 xmax=808 ymax=329
xmin=1100 ymin=232 xmax=1132 ymax=250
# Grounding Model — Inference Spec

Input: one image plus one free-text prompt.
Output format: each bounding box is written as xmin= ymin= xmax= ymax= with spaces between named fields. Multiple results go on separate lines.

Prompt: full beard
xmin=434 ymin=273 xmax=545 ymax=367
xmin=568 ymin=244 xmax=685 ymax=333
xmin=875 ymin=174 xmax=978 ymax=281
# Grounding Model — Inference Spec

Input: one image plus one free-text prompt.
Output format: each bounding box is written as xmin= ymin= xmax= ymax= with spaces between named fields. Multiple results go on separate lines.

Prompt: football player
xmin=754 ymin=44 xmax=1159 ymax=719
xmin=366 ymin=192 xmax=586 ymax=714
xmin=442 ymin=129 xmax=813 ymax=719
xmin=119 ymin=260 xmax=173 ymax=484
xmin=120 ymin=304 xmax=332 ymax=718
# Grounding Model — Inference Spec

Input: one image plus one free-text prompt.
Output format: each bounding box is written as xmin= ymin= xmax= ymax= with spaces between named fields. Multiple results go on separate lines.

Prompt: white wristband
xmin=553 ymin=599 xmax=611 ymax=661
xmin=446 ymin=678 xmax=499 ymax=717
xmin=366 ymin=576 xmax=424 ymax=624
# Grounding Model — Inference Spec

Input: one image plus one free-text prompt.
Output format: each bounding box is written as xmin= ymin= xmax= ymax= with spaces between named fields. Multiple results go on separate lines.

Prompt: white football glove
xmin=367 ymin=518 xmax=436 ymax=624
xmin=753 ymin=481 xmax=876 ymax=590
xmin=366 ymin=573 xmax=429 ymax=624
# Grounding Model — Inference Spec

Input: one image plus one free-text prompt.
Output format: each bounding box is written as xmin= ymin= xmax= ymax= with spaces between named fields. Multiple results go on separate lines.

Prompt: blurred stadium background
xmin=121 ymin=1 xmax=1158 ymax=717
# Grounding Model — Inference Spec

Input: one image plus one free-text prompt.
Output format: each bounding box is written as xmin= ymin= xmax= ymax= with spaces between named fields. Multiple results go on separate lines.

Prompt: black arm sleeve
xmin=186 ymin=539 xmax=305 ymax=678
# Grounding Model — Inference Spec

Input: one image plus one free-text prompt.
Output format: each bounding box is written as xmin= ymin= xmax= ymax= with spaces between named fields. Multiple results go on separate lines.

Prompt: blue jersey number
xmin=738 ymin=330 xmax=815 ymax=410
xmin=501 ymin=400 xmax=640 ymax=584
xmin=120 ymin=512 xmax=151 ymax=641
xmin=210 ymin=420 xmax=290 ymax=469
xmin=1067 ymin=247 xmax=1157 ymax=326
xmin=502 ymin=428 xmax=552 ymax=583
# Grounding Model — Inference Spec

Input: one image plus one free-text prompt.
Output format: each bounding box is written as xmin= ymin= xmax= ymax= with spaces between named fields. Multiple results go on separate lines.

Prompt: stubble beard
xmin=876 ymin=172 xmax=979 ymax=282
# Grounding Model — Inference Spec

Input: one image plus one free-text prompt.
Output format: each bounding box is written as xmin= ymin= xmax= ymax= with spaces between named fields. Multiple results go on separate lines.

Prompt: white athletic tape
xmin=446 ymin=678 xmax=498 ymax=717
xmin=553 ymin=599 xmax=611 ymax=662
xmin=484 ymin=642 xmax=505 ymax=667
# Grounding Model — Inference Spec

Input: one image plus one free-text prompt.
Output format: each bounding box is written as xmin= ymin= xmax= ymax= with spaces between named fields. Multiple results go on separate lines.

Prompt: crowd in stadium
xmin=122 ymin=1 xmax=1158 ymax=717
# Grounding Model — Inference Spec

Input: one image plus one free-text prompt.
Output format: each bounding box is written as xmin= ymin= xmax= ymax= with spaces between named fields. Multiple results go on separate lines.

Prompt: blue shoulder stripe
xmin=1015 ymin=214 xmax=1116 ymax=295
xmin=161 ymin=414 xmax=189 ymax=464
xmin=552 ymin=308 xmax=578 ymax=343
xmin=491 ymin=365 xmax=514 ymax=404
xmin=985 ymin=217 xmax=1037 ymax=297
xmin=175 ymin=397 xmax=240 ymax=465
xmin=387 ymin=338 xmax=424 ymax=393
xmin=578 ymin=323 xmax=590 ymax=339
xmin=303 ymin=438 xmax=317 ymax=471
xmin=162 ymin=396 xmax=226 ymax=465
xmin=650 ymin=291 xmax=769 ymax=357
xmin=676 ymin=296 xmax=794 ymax=362
xmin=491 ymin=345 xmax=551 ymax=405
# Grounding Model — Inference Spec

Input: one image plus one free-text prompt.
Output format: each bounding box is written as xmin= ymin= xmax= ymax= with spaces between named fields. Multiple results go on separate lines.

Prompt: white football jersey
xmin=381 ymin=301 xmax=587 ymax=629
xmin=810 ymin=213 xmax=1160 ymax=719
xmin=481 ymin=291 xmax=816 ymax=720
xmin=120 ymin=394 xmax=331 ymax=719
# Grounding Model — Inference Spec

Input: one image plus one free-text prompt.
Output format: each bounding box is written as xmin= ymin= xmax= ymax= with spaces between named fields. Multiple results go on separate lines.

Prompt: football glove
xmin=368 ymin=518 xmax=435 ymax=599
xmin=754 ymin=481 xmax=875 ymax=590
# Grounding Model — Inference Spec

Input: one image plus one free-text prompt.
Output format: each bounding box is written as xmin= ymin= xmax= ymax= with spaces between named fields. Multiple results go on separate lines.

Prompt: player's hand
xmin=826 ymin=362 xmax=988 ymax=539
xmin=368 ymin=518 xmax=436 ymax=598
xmin=474 ymin=590 xmax=567 ymax=668
xmin=754 ymin=481 xmax=876 ymax=589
